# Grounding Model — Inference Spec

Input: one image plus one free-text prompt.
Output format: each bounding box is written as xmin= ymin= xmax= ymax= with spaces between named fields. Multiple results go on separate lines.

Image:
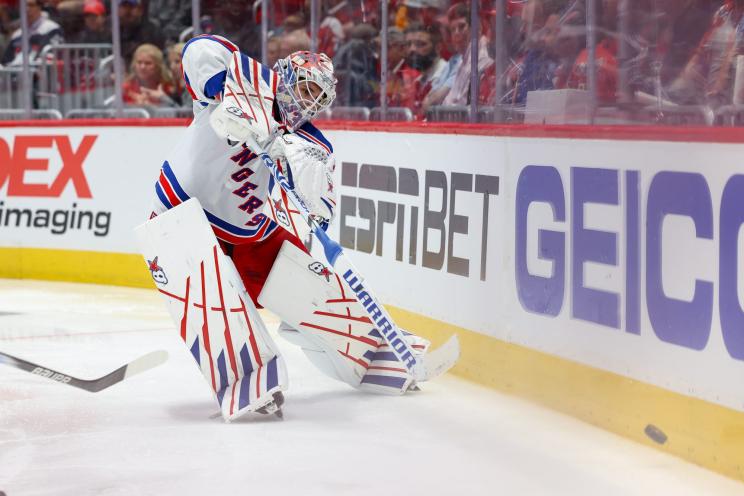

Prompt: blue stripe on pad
xmin=361 ymin=375 xmax=407 ymax=389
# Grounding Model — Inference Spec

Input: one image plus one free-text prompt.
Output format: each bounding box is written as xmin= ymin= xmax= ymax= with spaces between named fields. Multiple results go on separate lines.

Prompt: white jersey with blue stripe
xmin=153 ymin=34 xmax=334 ymax=245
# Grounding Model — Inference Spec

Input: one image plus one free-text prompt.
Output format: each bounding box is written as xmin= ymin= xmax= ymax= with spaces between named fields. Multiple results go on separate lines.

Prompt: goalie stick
xmin=0 ymin=350 xmax=168 ymax=392
xmin=246 ymin=135 xmax=459 ymax=382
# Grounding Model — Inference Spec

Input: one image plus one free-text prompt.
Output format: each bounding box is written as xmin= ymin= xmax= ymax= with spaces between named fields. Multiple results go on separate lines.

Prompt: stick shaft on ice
xmin=0 ymin=350 xmax=168 ymax=392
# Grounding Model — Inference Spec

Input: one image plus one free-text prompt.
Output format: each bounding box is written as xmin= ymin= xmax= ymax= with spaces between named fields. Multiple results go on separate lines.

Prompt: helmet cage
xmin=274 ymin=52 xmax=336 ymax=130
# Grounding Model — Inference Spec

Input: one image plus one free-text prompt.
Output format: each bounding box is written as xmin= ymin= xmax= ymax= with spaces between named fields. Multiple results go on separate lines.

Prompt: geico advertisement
xmin=0 ymin=127 xmax=180 ymax=252
xmin=508 ymin=138 xmax=744 ymax=411
xmin=326 ymin=131 xmax=744 ymax=411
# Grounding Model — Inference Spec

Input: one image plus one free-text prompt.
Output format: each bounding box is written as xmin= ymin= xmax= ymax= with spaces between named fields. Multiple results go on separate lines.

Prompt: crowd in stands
xmin=1 ymin=0 xmax=744 ymax=123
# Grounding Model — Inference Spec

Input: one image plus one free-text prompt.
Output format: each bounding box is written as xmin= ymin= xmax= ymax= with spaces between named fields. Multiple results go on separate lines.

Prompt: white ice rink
xmin=1 ymin=279 xmax=742 ymax=496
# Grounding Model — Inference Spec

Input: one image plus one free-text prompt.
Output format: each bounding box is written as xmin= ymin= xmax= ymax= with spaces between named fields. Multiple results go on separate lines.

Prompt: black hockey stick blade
xmin=0 ymin=350 xmax=168 ymax=392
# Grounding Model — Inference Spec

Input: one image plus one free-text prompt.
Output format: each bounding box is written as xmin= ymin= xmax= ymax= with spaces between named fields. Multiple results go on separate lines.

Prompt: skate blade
xmin=256 ymin=391 xmax=285 ymax=418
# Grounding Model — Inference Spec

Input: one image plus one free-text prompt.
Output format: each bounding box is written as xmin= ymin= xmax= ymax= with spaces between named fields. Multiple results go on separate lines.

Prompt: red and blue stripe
xmin=295 ymin=122 xmax=333 ymax=154
xmin=155 ymin=161 xmax=279 ymax=244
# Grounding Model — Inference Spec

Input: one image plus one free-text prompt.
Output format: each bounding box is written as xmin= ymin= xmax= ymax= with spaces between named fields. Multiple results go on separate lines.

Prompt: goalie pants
xmin=220 ymin=227 xmax=307 ymax=307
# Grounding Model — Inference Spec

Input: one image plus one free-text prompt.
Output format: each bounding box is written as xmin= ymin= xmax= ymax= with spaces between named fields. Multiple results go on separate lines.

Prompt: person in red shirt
xmin=564 ymin=37 xmax=618 ymax=104
xmin=385 ymin=26 xmax=421 ymax=108
xmin=668 ymin=0 xmax=744 ymax=106
xmin=405 ymin=21 xmax=447 ymax=117
xmin=122 ymin=43 xmax=176 ymax=107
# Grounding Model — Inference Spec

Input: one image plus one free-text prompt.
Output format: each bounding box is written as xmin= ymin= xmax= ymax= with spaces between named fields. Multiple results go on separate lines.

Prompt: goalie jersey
xmin=152 ymin=34 xmax=333 ymax=245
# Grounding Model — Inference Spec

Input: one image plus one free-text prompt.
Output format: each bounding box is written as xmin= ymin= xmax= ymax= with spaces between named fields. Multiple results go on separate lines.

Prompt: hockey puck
xmin=644 ymin=424 xmax=668 ymax=444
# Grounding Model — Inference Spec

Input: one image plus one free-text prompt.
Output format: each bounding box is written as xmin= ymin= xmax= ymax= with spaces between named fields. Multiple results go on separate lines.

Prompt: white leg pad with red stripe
xmin=136 ymin=198 xmax=288 ymax=421
xmin=258 ymin=241 xmax=430 ymax=395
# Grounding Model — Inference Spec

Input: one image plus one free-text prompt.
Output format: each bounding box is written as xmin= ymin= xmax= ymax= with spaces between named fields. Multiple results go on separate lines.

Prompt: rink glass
xmin=2 ymin=0 xmax=742 ymax=126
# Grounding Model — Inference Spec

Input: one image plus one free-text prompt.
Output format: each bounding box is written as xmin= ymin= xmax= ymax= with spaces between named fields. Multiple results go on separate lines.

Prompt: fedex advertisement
xmin=0 ymin=127 xmax=180 ymax=251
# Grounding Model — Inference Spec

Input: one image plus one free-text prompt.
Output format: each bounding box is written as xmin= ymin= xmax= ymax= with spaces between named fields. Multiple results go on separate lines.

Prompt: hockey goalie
xmin=135 ymin=35 xmax=457 ymax=421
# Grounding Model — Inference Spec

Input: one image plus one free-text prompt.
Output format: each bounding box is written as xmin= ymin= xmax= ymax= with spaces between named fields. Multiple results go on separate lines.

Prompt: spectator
xmin=267 ymin=35 xmax=282 ymax=67
xmin=503 ymin=0 xmax=585 ymax=105
xmin=122 ymin=43 xmax=176 ymax=107
xmin=318 ymin=2 xmax=345 ymax=58
xmin=423 ymin=3 xmax=493 ymax=109
xmin=275 ymin=13 xmax=311 ymax=60
xmin=564 ymin=0 xmax=618 ymax=104
xmin=565 ymin=37 xmax=618 ymax=103
xmin=166 ymin=42 xmax=191 ymax=106
xmin=667 ymin=0 xmax=744 ymax=107
xmin=119 ymin=0 xmax=164 ymax=66
xmin=333 ymin=22 xmax=379 ymax=107
xmin=1 ymin=0 xmax=63 ymax=66
xmin=212 ymin=0 xmax=259 ymax=56
xmin=478 ymin=1 xmax=526 ymax=105
xmin=405 ymin=20 xmax=447 ymax=115
xmin=73 ymin=0 xmax=110 ymax=44
xmin=442 ymin=5 xmax=493 ymax=105
xmin=386 ymin=26 xmax=420 ymax=108
xmin=147 ymin=0 xmax=191 ymax=44
xmin=333 ymin=0 xmax=381 ymax=37
xmin=264 ymin=0 xmax=305 ymax=28
xmin=51 ymin=0 xmax=85 ymax=40
xmin=40 ymin=0 xmax=61 ymax=20
xmin=279 ymin=28 xmax=311 ymax=58
xmin=281 ymin=13 xmax=306 ymax=33
xmin=422 ymin=3 xmax=471 ymax=111
xmin=654 ymin=0 xmax=718 ymax=87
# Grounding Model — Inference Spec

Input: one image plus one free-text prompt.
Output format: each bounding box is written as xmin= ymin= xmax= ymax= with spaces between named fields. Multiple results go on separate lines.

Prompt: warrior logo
xmin=308 ymin=261 xmax=332 ymax=281
xmin=147 ymin=256 xmax=168 ymax=285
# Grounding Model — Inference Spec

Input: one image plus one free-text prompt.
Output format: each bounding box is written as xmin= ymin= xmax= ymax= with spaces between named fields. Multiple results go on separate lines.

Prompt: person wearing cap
xmin=73 ymin=0 xmax=110 ymax=44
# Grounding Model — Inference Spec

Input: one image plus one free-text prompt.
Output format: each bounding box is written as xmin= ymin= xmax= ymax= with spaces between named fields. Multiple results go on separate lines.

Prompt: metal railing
xmin=0 ymin=109 xmax=62 ymax=120
xmin=37 ymin=44 xmax=114 ymax=115
xmin=0 ymin=67 xmax=27 ymax=110
xmin=370 ymin=107 xmax=414 ymax=122
xmin=66 ymin=108 xmax=151 ymax=119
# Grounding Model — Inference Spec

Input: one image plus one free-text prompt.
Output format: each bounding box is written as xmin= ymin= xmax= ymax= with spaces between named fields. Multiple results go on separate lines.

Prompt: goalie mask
xmin=273 ymin=51 xmax=336 ymax=131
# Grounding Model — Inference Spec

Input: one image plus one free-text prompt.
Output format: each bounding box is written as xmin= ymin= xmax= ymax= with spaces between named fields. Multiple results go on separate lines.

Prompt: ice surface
xmin=0 ymin=279 xmax=742 ymax=496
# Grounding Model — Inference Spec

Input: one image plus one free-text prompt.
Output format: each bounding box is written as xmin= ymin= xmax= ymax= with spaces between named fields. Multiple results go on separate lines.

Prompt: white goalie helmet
xmin=273 ymin=51 xmax=337 ymax=131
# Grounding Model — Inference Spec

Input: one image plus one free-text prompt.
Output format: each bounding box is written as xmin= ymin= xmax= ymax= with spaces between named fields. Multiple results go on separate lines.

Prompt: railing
xmin=0 ymin=67 xmax=25 ymax=110
xmin=37 ymin=44 xmax=114 ymax=116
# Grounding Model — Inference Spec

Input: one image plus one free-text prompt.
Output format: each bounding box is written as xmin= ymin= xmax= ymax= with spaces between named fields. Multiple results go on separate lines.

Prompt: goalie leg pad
xmin=258 ymin=241 xmax=430 ymax=395
xmin=136 ymin=198 xmax=288 ymax=420
xmin=278 ymin=321 xmax=346 ymax=383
